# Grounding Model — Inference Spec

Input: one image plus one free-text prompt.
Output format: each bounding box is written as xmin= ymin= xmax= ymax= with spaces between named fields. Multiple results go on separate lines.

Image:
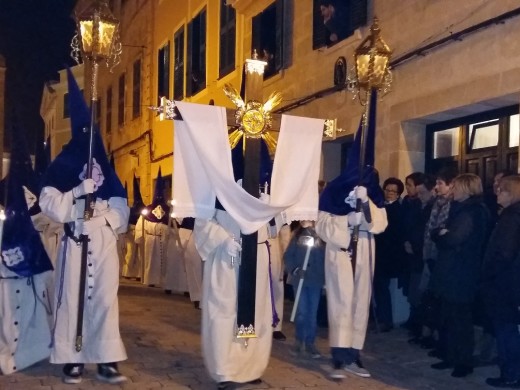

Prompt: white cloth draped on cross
xmin=173 ymin=101 xmax=324 ymax=234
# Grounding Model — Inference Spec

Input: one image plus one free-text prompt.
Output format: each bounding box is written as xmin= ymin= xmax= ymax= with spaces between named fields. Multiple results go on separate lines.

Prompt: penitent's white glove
xmin=347 ymin=211 xmax=363 ymax=227
xmin=81 ymin=216 xmax=107 ymax=236
xmin=354 ymin=185 xmax=369 ymax=203
xmin=259 ymin=193 xmax=270 ymax=203
xmin=224 ymin=237 xmax=242 ymax=257
xmin=72 ymin=178 xmax=96 ymax=198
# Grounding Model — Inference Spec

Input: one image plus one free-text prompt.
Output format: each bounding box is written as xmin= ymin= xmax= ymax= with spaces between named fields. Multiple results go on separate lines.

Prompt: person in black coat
xmin=429 ymin=174 xmax=490 ymax=378
xmin=481 ymin=175 xmax=520 ymax=388
xmin=373 ymin=177 xmax=405 ymax=332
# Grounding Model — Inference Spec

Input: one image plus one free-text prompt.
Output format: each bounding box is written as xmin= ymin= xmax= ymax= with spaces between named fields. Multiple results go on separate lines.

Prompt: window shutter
xmin=312 ymin=1 xmax=327 ymax=49
xmin=174 ymin=27 xmax=185 ymax=100
xmin=186 ymin=21 xmax=193 ymax=97
xmin=274 ymin=0 xmax=284 ymax=72
xmin=199 ymin=10 xmax=206 ymax=90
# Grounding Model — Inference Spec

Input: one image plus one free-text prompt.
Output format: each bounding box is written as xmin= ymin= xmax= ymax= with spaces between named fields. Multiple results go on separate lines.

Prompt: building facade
xmin=56 ymin=0 xmax=520 ymax=201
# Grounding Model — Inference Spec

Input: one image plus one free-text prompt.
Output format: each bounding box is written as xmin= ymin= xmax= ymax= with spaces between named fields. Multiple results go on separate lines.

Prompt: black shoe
xmin=379 ymin=323 xmax=393 ymax=333
xmin=273 ymin=331 xmax=286 ymax=341
xmin=486 ymin=377 xmax=520 ymax=388
xmin=451 ymin=366 xmax=473 ymax=378
xmin=427 ymin=349 xmax=443 ymax=359
xmin=431 ymin=361 xmax=452 ymax=370
xmin=148 ymin=284 xmax=156 ymax=287
xmin=164 ymin=289 xmax=172 ymax=295
xmin=96 ymin=363 xmax=127 ymax=384
xmin=247 ymin=379 xmax=262 ymax=385
xmin=408 ymin=336 xmax=424 ymax=345
xmin=194 ymin=301 xmax=201 ymax=309
xmin=217 ymin=381 xmax=235 ymax=390
xmin=420 ymin=336 xmax=436 ymax=349
xmin=63 ymin=363 xmax=84 ymax=384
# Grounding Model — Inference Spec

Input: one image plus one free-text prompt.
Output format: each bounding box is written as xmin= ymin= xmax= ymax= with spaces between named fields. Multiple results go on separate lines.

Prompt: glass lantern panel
xmin=79 ymin=20 xmax=94 ymax=54
xmin=98 ymin=21 xmax=117 ymax=57
xmin=433 ymin=127 xmax=460 ymax=158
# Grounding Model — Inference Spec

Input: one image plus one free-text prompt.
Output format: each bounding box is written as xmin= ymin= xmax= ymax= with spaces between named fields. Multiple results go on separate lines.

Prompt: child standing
xmin=284 ymin=221 xmax=325 ymax=359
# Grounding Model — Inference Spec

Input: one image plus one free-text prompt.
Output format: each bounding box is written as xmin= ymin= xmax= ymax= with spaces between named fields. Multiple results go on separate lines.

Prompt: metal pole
xmin=349 ymin=88 xmax=372 ymax=277
xmin=75 ymin=61 xmax=99 ymax=352
xmin=290 ymin=235 xmax=314 ymax=322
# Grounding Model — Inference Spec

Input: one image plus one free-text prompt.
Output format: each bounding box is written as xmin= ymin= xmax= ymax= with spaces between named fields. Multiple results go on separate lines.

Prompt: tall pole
xmin=236 ymin=58 xmax=266 ymax=340
xmin=75 ymin=60 xmax=99 ymax=352
xmin=348 ymin=88 xmax=371 ymax=276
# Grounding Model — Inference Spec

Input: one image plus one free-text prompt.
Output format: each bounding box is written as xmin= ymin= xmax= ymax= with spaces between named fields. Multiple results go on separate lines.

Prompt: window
xmin=433 ymin=127 xmax=460 ymax=158
xmin=158 ymin=42 xmax=170 ymax=104
xmin=118 ymin=73 xmax=125 ymax=126
xmin=219 ymin=0 xmax=236 ymax=78
xmin=187 ymin=8 xmax=206 ymax=96
xmin=468 ymin=120 xmax=499 ymax=150
xmin=252 ymin=0 xmax=291 ymax=79
xmin=63 ymin=89 xmax=84 ymax=119
xmin=174 ymin=27 xmax=185 ymax=100
xmin=313 ymin=0 xmax=368 ymax=49
xmin=106 ymin=87 xmax=112 ymax=134
xmin=63 ymin=92 xmax=70 ymax=118
xmin=133 ymin=59 xmax=141 ymax=119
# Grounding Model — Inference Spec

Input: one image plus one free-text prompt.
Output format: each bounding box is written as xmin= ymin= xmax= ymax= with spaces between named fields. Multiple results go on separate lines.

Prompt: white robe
xmin=180 ymin=228 xmax=202 ymax=302
xmin=135 ymin=217 xmax=168 ymax=287
xmin=268 ymin=234 xmax=285 ymax=332
xmin=121 ymin=224 xmax=142 ymax=279
xmin=164 ymin=226 xmax=188 ymax=293
xmin=315 ymin=201 xmax=387 ymax=350
xmin=39 ymin=187 xmax=128 ymax=364
xmin=31 ymin=211 xmax=63 ymax=315
xmin=0 ymin=266 xmax=52 ymax=374
xmin=194 ymin=210 xmax=273 ymax=383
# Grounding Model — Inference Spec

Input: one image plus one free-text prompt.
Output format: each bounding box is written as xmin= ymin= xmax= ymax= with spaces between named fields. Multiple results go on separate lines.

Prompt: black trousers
xmin=438 ymin=300 xmax=474 ymax=367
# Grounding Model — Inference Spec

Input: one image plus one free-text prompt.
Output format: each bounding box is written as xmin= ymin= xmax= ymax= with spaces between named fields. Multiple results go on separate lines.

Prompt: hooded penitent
xmin=129 ymin=173 xmax=145 ymax=225
xmin=143 ymin=167 xmax=169 ymax=225
xmin=319 ymin=90 xmax=384 ymax=215
xmin=0 ymin=125 xmax=53 ymax=277
xmin=41 ymin=67 xmax=126 ymax=201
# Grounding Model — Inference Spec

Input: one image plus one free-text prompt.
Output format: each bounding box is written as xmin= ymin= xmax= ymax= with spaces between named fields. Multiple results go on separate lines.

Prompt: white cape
xmin=173 ymin=102 xmax=324 ymax=233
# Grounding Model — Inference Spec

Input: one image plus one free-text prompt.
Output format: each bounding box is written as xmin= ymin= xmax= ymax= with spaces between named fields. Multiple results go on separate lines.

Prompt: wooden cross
xmin=150 ymin=57 xmax=339 ymax=340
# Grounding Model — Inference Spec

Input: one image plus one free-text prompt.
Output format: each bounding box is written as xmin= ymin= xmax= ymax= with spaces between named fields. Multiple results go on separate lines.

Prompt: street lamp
xmin=347 ymin=17 xmax=392 ymax=275
xmin=349 ymin=17 xmax=392 ymax=106
xmin=69 ymin=0 xmax=122 ymax=353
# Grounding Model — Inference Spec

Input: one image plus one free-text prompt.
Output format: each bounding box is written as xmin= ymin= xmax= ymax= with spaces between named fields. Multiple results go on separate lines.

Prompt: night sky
xmin=0 ymin=0 xmax=78 ymax=153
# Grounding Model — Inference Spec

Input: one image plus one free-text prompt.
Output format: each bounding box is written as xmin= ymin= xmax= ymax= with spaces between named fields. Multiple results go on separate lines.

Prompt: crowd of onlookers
xmin=371 ymin=168 xmax=520 ymax=388
xmin=282 ymin=168 xmax=520 ymax=387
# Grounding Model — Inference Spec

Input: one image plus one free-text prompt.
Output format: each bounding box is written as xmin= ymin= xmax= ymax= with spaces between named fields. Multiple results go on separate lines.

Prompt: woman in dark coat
xmin=374 ymin=177 xmax=405 ymax=332
xmin=481 ymin=175 xmax=520 ymax=388
xmin=429 ymin=174 xmax=490 ymax=378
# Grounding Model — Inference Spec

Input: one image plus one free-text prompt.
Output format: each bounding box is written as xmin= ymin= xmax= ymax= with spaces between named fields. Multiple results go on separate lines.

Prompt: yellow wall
xmin=100 ymin=0 xmax=520 ymax=202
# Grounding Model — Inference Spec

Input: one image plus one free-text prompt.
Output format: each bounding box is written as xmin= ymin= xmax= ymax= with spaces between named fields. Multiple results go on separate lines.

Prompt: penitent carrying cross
xmin=150 ymin=55 xmax=335 ymax=344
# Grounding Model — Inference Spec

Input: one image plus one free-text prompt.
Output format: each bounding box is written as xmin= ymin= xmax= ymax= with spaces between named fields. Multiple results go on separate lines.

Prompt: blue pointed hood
xmin=319 ymin=90 xmax=384 ymax=215
xmin=129 ymin=174 xmax=145 ymax=225
xmin=41 ymin=67 xmax=126 ymax=201
xmin=144 ymin=168 xmax=169 ymax=224
xmin=0 ymin=126 xmax=53 ymax=277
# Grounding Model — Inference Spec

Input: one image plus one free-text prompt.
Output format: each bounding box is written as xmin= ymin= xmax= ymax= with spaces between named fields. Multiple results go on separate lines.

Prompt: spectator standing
xmin=481 ymin=175 xmax=520 ymax=388
xmin=373 ymin=177 xmax=406 ymax=332
xmin=429 ymin=174 xmax=490 ymax=378
xmin=284 ymin=221 xmax=325 ymax=358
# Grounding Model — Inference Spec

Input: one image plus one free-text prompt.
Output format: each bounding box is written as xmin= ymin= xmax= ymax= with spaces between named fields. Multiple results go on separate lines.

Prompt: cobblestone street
xmin=0 ymin=280 xmax=500 ymax=389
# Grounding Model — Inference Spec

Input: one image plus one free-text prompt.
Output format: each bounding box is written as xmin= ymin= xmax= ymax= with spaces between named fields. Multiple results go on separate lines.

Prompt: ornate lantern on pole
xmin=69 ymin=0 xmax=122 ymax=353
xmin=346 ymin=17 xmax=392 ymax=275
xmin=349 ymin=17 xmax=392 ymax=105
